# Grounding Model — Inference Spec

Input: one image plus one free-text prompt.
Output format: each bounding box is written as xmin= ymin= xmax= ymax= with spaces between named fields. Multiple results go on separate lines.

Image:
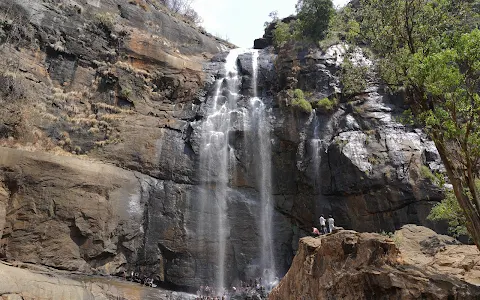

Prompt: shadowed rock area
xmin=269 ymin=227 xmax=480 ymax=300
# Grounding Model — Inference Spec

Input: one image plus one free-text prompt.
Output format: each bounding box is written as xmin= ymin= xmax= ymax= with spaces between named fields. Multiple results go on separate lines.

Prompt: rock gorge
xmin=0 ymin=0 xmax=456 ymax=296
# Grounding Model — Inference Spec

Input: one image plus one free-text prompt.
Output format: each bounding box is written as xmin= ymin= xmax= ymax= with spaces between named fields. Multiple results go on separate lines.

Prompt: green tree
xmin=356 ymin=0 xmax=480 ymax=249
xmin=272 ymin=21 xmax=295 ymax=48
xmin=296 ymin=0 xmax=335 ymax=41
xmin=428 ymin=188 xmax=469 ymax=238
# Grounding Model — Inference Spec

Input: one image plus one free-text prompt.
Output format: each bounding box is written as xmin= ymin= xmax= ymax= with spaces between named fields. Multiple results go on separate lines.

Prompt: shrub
xmin=316 ymin=97 xmax=337 ymax=112
xmin=290 ymin=89 xmax=312 ymax=113
xmin=95 ymin=12 xmax=116 ymax=31
xmin=420 ymin=165 xmax=436 ymax=182
xmin=340 ymin=58 xmax=368 ymax=97
xmin=428 ymin=189 xmax=469 ymax=238
xmin=120 ymin=87 xmax=132 ymax=98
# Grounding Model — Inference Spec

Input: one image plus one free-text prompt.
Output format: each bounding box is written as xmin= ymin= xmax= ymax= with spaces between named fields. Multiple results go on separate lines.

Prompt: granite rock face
xmin=269 ymin=229 xmax=480 ymax=300
xmin=0 ymin=0 xmax=449 ymax=292
xmin=267 ymin=45 xmax=445 ymax=237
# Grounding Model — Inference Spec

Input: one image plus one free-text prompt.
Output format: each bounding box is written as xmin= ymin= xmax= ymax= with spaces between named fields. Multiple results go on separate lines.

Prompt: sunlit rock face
xmin=0 ymin=0 xmax=446 ymax=293
xmin=269 ymin=228 xmax=480 ymax=300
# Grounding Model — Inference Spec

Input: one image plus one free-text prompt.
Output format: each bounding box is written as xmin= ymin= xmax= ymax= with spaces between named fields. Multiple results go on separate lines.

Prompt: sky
xmin=192 ymin=0 xmax=351 ymax=48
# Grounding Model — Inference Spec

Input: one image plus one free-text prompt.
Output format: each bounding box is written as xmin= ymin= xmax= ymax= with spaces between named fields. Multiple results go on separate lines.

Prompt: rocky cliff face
xmin=0 ymin=0 xmax=448 ymax=293
xmin=269 ymin=227 xmax=480 ymax=300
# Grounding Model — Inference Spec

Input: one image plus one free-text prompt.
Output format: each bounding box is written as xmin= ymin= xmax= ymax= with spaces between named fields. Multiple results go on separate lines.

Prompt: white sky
xmin=193 ymin=0 xmax=351 ymax=48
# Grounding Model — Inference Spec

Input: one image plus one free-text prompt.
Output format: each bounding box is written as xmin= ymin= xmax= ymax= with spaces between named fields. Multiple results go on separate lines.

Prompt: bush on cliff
xmin=315 ymin=97 xmax=337 ymax=113
xmin=339 ymin=58 xmax=368 ymax=97
xmin=290 ymin=89 xmax=313 ymax=113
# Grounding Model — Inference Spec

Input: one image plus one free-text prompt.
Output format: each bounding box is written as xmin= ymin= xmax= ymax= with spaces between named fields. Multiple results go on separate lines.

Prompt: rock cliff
xmin=269 ymin=227 xmax=480 ymax=300
xmin=0 ymin=0 xmax=450 ymax=293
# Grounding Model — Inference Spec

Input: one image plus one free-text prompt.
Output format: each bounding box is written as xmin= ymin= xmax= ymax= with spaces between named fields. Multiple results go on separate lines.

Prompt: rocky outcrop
xmin=269 ymin=45 xmax=445 ymax=237
xmin=396 ymin=225 xmax=480 ymax=286
xmin=0 ymin=261 xmax=195 ymax=299
xmin=0 ymin=146 xmax=153 ymax=274
xmin=253 ymin=16 xmax=297 ymax=49
xmin=269 ymin=228 xmax=480 ymax=300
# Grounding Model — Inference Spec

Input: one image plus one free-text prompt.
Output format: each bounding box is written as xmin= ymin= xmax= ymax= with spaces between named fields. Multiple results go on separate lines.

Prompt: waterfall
xmin=310 ymin=112 xmax=323 ymax=190
xmin=198 ymin=49 xmax=244 ymax=290
xmin=249 ymin=50 xmax=276 ymax=285
xmin=197 ymin=48 xmax=276 ymax=289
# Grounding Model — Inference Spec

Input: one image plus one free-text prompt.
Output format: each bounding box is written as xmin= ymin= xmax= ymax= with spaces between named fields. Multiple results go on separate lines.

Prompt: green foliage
xmin=339 ymin=58 xmax=368 ymax=97
xmin=290 ymin=89 xmax=313 ymax=113
xmin=356 ymin=0 xmax=480 ymax=247
xmin=420 ymin=165 xmax=436 ymax=182
xmin=315 ymin=97 xmax=337 ymax=112
xmin=296 ymin=0 xmax=335 ymax=41
xmin=319 ymin=6 xmax=359 ymax=49
xmin=428 ymin=190 xmax=469 ymax=238
xmin=120 ymin=87 xmax=132 ymax=98
xmin=94 ymin=12 xmax=115 ymax=30
xmin=273 ymin=21 xmax=298 ymax=48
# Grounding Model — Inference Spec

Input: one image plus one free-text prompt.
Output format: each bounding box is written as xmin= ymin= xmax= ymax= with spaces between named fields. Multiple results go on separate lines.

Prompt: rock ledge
xmin=269 ymin=229 xmax=480 ymax=300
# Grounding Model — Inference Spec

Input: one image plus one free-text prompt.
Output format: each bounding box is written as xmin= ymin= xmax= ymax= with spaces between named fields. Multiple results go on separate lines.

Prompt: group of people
xmin=312 ymin=214 xmax=335 ymax=236
xmin=195 ymin=277 xmax=270 ymax=300
xmin=123 ymin=271 xmax=157 ymax=288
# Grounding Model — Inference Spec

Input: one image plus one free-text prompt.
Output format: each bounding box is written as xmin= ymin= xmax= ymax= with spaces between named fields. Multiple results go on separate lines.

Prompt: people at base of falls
xmin=319 ymin=214 xmax=327 ymax=234
xmin=312 ymin=227 xmax=321 ymax=236
xmin=327 ymin=215 xmax=335 ymax=233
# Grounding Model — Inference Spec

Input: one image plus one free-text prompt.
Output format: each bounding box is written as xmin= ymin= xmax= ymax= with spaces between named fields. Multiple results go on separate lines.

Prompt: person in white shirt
xmin=327 ymin=215 xmax=335 ymax=233
xmin=319 ymin=215 xmax=326 ymax=234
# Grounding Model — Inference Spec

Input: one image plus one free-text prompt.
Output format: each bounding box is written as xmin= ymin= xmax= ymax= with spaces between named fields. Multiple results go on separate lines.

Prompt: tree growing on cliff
xmin=159 ymin=0 xmax=202 ymax=24
xmin=295 ymin=0 xmax=335 ymax=41
xmin=355 ymin=0 xmax=480 ymax=249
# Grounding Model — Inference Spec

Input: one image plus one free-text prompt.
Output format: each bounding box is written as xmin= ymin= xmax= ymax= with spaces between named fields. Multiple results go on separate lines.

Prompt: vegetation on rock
xmin=428 ymin=188 xmax=469 ymax=238
xmin=290 ymin=89 xmax=313 ymax=113
xmin=353 ymin=0 xmax=480 ymax=249
xmin=315 ymin=97 xmax=337 ymax=113
xmin=339 ymin=57 xmax=368 ymax=97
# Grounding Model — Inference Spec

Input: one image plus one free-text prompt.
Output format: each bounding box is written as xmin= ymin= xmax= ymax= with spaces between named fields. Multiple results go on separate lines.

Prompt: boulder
xmin=269 ymin=229 xmax=480 ymax=300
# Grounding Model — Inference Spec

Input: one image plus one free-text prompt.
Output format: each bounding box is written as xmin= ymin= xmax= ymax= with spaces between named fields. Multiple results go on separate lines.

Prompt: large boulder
xmin=269 ymin=229 xmax=480 ymax=300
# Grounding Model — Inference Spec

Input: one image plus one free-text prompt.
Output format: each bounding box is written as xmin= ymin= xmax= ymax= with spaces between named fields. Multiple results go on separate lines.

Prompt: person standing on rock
xmin=327 ymin=215 xmax=335 ymax=233
xmin=319 ymin=214 xmax=326 ymax=234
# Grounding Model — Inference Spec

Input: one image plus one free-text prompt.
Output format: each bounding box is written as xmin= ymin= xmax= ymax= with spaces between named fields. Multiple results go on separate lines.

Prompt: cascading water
xmin=310 ymin=111 xmax=323 ymax=190
xmin=198 ymin=49 xmax=243 ymax=290
xmin=197 ymin=48 xmax=276 ymax=291
xmin=249 ymin=50 xmax=276 ymax=285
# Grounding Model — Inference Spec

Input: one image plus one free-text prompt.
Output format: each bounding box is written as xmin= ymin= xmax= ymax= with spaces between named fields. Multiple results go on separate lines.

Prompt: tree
xmin=428 ymin=188 xmax=469 ymax=238
xmin=355 ymin=0 xmax=480 ymax=249
xmin=295 ymin=0 xmax=335 ymax=41
xmin=160 ymin=0 xmax=202 ymax=25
